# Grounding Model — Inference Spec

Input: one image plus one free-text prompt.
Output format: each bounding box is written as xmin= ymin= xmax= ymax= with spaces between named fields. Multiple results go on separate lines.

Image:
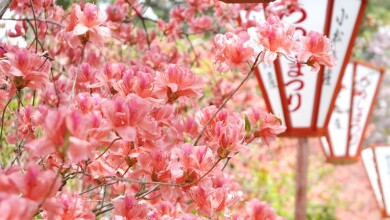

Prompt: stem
xmin=29 ymin=0 xmax=40 ymax=52
xmin=69 ymin=44 xmax=86 ymax=105
xmin=112 ymin=158 xmax=222 ymax=187
xmin=94 ymin=137 xmax=121 ymax=161
xmin=50 ymin=69 xmax=60 ymax=108
xmin=193 ymin=52 xmax=263 ymax=146
xmin=125 ymin=0 xmax=151 ymax=47
xmin=37 ymin=164 xmax=63 ymax=212
xmin=1 ymin=18 xmax=64 ymax=28
xmin=0 ymin=97 xmax=13 ymax=149
xmin=95 ymin=206 xmax=114 ymax=216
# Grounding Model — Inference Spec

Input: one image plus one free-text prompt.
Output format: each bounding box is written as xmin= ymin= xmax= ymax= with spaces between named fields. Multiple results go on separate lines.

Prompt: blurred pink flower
xmin=245 ymin=199 xmax=283 ymax=220
xmin=114 ymin=195 xmax=148 ymax=219
xmin=47 ymin=193 xmax=95 ymax=220
xmin=0 ymin=192 xmax=37 ymax=220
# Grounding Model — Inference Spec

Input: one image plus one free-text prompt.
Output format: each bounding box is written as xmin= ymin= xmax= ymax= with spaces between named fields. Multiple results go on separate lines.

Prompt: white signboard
xmin=317 ymin=0 xmax=362 ymax=127
xmin=321 ymin=64 xmax=354 ymax=158
xmin=321 ymin=62 xmax=383 ymax=161
xmin=362 ymin=148 xmax=384 ymax=210
xmin=374 ymin=146 xmax=390 ymax=215
xmin=348 ymin=64 xmax=381 ymax=156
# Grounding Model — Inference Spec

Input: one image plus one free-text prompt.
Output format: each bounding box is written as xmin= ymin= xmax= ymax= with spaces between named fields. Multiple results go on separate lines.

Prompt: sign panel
xmin=321 ymin=64 xmax=354 ymax=159
xmin=362 ymin=148 xmax=384 ymax=211
xmin=321 ymin=61 xmax=384 ymax=163
xmin=317 ymin=0 xmax=363 ymax=128
xmin=374 ymin=146 xmax=390 ymax=216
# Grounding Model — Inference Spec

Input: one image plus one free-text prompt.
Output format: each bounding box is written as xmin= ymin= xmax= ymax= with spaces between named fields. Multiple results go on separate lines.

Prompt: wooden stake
xmin=295 ymin=137 xmax=309 ymax=220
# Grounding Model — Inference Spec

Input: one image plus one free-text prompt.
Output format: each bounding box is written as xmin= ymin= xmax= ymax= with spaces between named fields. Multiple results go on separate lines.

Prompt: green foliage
xmin=307 ymin=202 xmax=337 ymax=220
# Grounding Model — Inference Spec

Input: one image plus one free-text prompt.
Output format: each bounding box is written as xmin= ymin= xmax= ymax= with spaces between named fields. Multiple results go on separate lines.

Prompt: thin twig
xmin=0 ymin=97 xmax=13 ymax=149
xmin=111 ymin=158 xmax=222 ymax=187
xmin=69 ymin=44 xmax=86 ymax=105
xmin=1 ymin=18 xmax=64 ymax=27
xmin=29 ymin=0 xmax=40 ymax=52
xmin=125 ymin=0 xmax=151 ymax=47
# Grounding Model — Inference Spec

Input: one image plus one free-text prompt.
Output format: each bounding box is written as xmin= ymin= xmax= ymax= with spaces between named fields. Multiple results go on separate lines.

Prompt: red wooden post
xmin=295 ymin=137 xmax=309 ymax=220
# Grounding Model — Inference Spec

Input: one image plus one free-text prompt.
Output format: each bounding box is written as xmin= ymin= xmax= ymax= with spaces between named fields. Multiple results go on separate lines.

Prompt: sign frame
xmin=321 ymin=61 xmax=384 ymax=164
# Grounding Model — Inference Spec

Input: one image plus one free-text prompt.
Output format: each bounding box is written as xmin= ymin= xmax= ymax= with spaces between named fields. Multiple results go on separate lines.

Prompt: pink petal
xmin=73 ymin=24 xmax=89 ymax=36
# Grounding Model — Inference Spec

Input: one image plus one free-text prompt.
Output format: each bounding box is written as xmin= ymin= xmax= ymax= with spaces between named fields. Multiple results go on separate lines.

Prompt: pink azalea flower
xmin=22 ymin=164 xmax=61 ymax=203
xmin=16 ymin=105 xmax=47 ymax=142
xmin=249 ymin=109 xmax=286 ymax=145
xmin=190 ymin=180 xmax=239 ymax=218
xmin=157 ymin=19 xmax=182 ymax=42
xmin=0 ymin=192 xmax=37 ymax=220
xmin=248 ymin=16 xmax=296 ymax=64
xmin=45 ymin=193 xmax=95 ymax=220
xmin=214 ymin=122 xmax=247 ymax=159
xmin=195 ymin=106 xmax=246 ymax=156
xmin=178 ymin=144 xmax=215 ymax=182
xmin=212 ymin=31 xmax=254 ymax=73
xmin=188 ymin=16 xmax=214 ymax=33
xmin=113 ymin=195 xmax=148 ymax=219
xmin=26 ymin=108 xmax=93 ymax=163
xmin=66 ymin=3 xmax=110 ymax=46
xmin=101 ymin=94 xmax=158 ymax=142
xmin=0 ymin=48 xmax=51 ymax=90
xmin=297 ymin=31 xmax=337 ymax=72
xmin=155 ymin=64 xmax=203 ymax=103
xmin=245 ymin=199 xmax=284 ymax=220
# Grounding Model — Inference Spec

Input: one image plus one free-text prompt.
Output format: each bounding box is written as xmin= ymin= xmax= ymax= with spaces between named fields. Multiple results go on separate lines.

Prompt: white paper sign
xmin=317 ymin=0 xmax=363 ymax=127
xmin=321 ymin=64 xmax=354 ymax=157
xmin=362 ymin=148 xmax=384 ymax=210
xmin=348 ymin=65 xmax=381 ymax=156
xmin=321 ymin=62 xmax=383 ymax=160
xmin=374 ymin=146 xmax=390 ymax=215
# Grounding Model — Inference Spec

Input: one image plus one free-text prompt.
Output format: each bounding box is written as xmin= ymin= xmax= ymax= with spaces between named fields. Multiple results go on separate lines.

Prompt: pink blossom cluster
xmin=0 ymin=0 xmax=336 ymax=219
xmin=213 ymin=16 xmax=336 ymax=72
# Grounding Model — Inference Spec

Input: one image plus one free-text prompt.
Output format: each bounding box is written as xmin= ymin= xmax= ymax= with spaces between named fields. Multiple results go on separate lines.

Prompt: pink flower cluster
xmin=212 ymin=16 xmax=336 ymax=72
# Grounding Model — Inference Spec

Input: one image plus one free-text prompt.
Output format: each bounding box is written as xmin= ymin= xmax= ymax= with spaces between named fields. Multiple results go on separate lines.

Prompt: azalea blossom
xmin=155 ymin=64 xmax=203 ymax=103
xmin=212 ymin=31 xmax=254 ymax=73
xmin=248 ymin=16 xmax=296 ymax=64
xmin=248 ymin=109 xmax=286 ymax=145
xmin=66 ymin=3 xmax=110 ymax=46
xmin=0 ymin=48 xmax=50 ymax=90
xmin=297 ymin=31 xmax=336 ymax=72
xmin=113 ymin=195 xmax=149 ymax=219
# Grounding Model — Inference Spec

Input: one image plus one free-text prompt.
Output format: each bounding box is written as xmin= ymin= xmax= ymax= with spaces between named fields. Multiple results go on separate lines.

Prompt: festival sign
xmin=250 ymin=0 xmax=367 ymax=136
xmin=363 ymin=146 xmax=390 ymax=217
xmin=321 ymin=61 xmax=384 ymax=164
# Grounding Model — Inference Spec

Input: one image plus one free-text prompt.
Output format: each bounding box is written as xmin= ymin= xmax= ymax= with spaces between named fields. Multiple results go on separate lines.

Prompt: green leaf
xmin=245 ymin=114 xmax=251 ymax=133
